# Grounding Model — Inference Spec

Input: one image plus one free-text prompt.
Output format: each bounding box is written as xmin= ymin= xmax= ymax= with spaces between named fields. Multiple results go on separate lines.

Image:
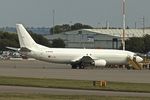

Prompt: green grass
xmin=0 ymin=76 xmax=150 ymax=93
xmin=0 ymin=93 xmax=150 ymax=100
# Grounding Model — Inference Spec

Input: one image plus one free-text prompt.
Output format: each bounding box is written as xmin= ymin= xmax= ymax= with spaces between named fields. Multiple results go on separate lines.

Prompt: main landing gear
xmin=71 ymin=56 xmax=94 ymax=69
xmin=71 ymin=63 xmax=85 ymax=69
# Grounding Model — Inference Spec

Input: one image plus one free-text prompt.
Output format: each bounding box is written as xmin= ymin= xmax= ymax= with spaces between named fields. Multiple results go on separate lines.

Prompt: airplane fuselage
xmin=23 ymin=46 xmax=134 ymax=65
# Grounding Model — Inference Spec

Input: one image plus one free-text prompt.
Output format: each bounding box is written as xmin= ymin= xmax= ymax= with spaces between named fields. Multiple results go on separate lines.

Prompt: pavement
xmin=0 ymin=59 xmax=150 ymax=97
xmin=0 ymin=60 xmax=150 ymax=83
xmin=0 ymin=85 xmax=150 ymax=97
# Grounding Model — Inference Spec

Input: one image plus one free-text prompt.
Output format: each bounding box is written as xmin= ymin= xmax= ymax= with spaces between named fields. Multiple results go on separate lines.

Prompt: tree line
xmin=125 ymin=34 xmax=150 ymax=53
xmin=50 ymin=23 xmax=93 ymax=34
xmin=50 ymin=23 xmax=133 ymax=34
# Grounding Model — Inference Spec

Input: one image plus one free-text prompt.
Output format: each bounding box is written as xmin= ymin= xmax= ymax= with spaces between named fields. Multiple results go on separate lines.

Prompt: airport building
xmin=45 ymin=29 xmax=150 ymax=49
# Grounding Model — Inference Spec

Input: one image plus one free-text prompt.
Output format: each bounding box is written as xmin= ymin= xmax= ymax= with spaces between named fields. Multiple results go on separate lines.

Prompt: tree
xmin=50 ymin=24 xmax=71 ymax=34
xmin=125 ymin=34 xmax=150 ymax=53
xmin=143 ymin=34 xmax=150 ymax=53
xmin=51 ymin=38 xmax=65 ymax=48
xmin=71 ymin=23 xmax=93 ymax=30
xmin=71 ymin=23 xmax=83 ymax=30
xmin=125 ymin=37 xmax=144 ymax=53
xmin=0 ymin=32 xmax=19 ymax=50
xmin=50 ymin=23 xmax=93 ymax=34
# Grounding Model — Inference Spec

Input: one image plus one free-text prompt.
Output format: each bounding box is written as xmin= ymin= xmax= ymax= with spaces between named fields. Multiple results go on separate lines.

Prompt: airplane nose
xmin=135 ymin=56 xmax=143 ymax=62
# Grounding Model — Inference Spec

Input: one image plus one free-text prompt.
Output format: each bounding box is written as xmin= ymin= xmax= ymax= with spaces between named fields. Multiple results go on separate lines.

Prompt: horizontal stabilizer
xmin=6 ymin=47 xmax=20 ymax=51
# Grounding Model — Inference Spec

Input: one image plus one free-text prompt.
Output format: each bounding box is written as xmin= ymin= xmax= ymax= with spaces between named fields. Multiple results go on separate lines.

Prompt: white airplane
xmin=15 ymin=24 xmax=143 ymax=69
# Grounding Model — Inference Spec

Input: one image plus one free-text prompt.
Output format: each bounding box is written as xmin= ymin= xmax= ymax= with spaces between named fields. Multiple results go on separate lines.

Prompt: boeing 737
xmin=15 ymin=24 xmax=143 ymax=69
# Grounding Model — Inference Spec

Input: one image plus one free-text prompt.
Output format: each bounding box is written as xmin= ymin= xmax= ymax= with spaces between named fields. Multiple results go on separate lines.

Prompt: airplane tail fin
xmin=16 ymin=24 xmax=38 ymax=49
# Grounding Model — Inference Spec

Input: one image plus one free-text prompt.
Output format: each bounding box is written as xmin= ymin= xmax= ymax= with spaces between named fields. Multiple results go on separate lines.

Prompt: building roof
xmin=83 ymin=29 xmax=150 ymax=37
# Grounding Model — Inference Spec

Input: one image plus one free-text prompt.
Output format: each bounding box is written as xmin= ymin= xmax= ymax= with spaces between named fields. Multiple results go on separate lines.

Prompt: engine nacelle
xmin=94 ymin=59 xmax=106 ymax=67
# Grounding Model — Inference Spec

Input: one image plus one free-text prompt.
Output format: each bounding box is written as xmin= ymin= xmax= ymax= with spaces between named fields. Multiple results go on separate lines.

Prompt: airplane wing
xmin=72 ymin=56 xmax=92 ymax=62
xmin=71 ymin=56 xmax=95 ymax=67
xmin=71 ymin=56 xmax=106 ymax=68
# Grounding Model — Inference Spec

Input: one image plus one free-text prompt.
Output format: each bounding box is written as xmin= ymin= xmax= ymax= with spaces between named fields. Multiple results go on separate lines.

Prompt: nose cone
xmin=136 ymin=56 xmax=143 ymax=62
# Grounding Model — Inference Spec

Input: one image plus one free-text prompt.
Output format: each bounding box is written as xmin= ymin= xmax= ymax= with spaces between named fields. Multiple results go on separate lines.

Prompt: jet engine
xmin=94 ymin=59 xmax=106 ymax=67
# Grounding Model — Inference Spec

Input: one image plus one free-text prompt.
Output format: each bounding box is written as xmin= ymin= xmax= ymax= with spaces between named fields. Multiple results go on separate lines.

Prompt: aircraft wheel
xmin=79 ymin=66 xmax=84 ymax=69
xmin=79 ymin=63 xmax=85 ymax=69
xmin=71 ymin=64 xmax=78 ymax=69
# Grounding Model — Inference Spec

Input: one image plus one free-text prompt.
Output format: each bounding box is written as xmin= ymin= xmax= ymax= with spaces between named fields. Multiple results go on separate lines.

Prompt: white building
xmin=45 ymin=29 xmax=150 ymax=49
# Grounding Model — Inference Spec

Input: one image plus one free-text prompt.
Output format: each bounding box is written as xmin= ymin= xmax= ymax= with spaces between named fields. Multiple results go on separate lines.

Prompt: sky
xmin=0 ymin=0 xmax=150 ymax=28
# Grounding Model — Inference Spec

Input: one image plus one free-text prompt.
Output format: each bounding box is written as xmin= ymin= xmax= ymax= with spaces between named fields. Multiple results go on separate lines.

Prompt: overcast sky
xmin=0 ymin=0 xmax=150 ymax=28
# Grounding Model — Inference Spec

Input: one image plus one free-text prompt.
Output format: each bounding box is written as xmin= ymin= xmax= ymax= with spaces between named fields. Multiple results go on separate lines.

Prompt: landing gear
xmin=71 ymin=64 xmax=78 ymax=69
xmin=79 ymin=62 xmax=85 ymax=69
xmin=71 ymin=63 xmax=85 ymax=69
xmin=71 ymin=56 xmax=94 ymax=69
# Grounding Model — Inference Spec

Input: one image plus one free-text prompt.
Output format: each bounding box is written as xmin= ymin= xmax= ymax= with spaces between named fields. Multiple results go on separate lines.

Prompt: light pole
xmin=142 ymin=16 xmax=145 ymax=33
xmin=122 ymin=0 xmax=126 ymax=50
xmin=52 ymin=9 xmax=55 ymax=34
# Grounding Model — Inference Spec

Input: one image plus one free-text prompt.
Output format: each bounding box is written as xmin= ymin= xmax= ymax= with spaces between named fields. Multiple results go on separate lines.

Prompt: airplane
xmin=15 ymin=24 xmax=143 ymax=69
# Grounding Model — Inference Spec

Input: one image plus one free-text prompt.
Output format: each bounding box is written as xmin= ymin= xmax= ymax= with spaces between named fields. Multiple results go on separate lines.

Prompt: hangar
xmin=45 ymin=29 xmax=150 ymax=49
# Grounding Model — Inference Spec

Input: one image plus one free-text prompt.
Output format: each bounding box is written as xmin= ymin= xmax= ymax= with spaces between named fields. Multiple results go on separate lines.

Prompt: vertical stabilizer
xmin=16 ymin=24 xmax=37 ymax=49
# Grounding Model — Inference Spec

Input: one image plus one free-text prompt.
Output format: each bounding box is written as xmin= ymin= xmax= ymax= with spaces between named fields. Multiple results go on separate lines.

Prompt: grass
xmin=0 ymin=93 xmax=150 ymax=100
xmin=0 ymin=76 xmax=150 ymax=93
